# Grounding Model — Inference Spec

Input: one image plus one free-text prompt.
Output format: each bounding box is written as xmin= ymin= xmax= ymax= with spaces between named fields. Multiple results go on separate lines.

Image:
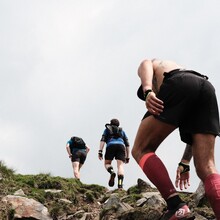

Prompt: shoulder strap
xmin=105 ymin=124 xmax=122 ymax=138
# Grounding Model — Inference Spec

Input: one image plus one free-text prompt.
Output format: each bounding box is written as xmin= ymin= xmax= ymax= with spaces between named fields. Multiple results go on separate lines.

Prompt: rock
xmin=193 ymin=181 xmax=206 ymax=206
xmin=103 ymin=194 xmax=133 ymax=214
xmin=137 ymin=178 xmax=152 ymax=190
xmin=73 ymin=210 xmax=85 ymax=218
xmin=117 ymin=202 xmax=133 ymax=214
xmin=45 ymin=189 xmax=62 ymax=193
xmin=14 ymin=189 xmax=26 ymax=196
xmin=101 ymin=193 xmax=133 ymax=220
xmin=136 ymin=197 xmax=147 ymax=207
xmin=2 ymin=195 xmax=52 ymax=220
xmin=59 ymin=198 xmax=72 ymax=204
xmin=194 ymin=213 xmax=210 ymax=220
xmin=103 ymin=194 xmax=120 ymax=209
xmin=141 ymin=191 xmax=166 ymax=209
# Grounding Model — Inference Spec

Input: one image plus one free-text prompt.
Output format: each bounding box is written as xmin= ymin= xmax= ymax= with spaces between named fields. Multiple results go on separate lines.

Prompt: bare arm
xmin=99 ymin=141 xmax=105 ymax=152
xmin=98 ymin=141 xmax=105 ymax=160
xmin=125 ymin=146 xmax=130 ymax=163
xmin=138 ymin=59 xmax=154 ymax=92
xmin=66 ymin=143 xmax=72 ymax=158
xmin=86 ymin=145 xmax=90 ymax=154
xmin=138 ymin=59 xmax=164 ymax=115
xmin=126 ymin=146 xmax=130 ymax=158
xmin=180 ymin=144 xmax=193 ymax=163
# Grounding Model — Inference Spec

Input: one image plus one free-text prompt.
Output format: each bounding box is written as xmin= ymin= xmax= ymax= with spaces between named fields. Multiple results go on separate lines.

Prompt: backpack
xmin=70 ymin=136 xmax=86 ymax=149
xmin=105 ymin=124 xmax=123 ymax=139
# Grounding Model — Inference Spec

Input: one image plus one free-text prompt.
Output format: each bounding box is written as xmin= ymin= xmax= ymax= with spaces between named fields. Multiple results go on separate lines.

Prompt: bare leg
xmin=192 ymin=134 xmax=217 ymax=180
xmin=117 ymin=159 xmax=125 ymax=189
xmin=79 ymin=163 xmax=83 ymax=170
xmin=117 ymin=160 xmax=124 ymax=176
xmin=132 ymin=116 xmax=176 ymax=163
xmin=132 ymin=116 xmax=186 ymax=210
xmin=104 ymin=159 xmax=116 ymax=187
xmin=72 ymin=161 xmax=80 ymax=179
xmin=192 ymin=134 xmax=220 ymax=218
xmin=104 ymin=159 xmax=113 ymax=172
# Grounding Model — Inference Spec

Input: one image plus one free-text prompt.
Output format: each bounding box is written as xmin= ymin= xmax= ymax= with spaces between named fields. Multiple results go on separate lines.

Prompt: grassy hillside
xmin=0 ymin=160 xmax=107 ymax=219
xmin=0 ymin=161 xmax=215 ymax=220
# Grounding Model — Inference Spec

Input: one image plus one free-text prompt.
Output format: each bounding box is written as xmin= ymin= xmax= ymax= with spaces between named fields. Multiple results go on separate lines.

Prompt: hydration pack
xmin=105 ymin=124 xmax=122 ymax=139
xmin=70 ymin=136 xmax=86 ymax=149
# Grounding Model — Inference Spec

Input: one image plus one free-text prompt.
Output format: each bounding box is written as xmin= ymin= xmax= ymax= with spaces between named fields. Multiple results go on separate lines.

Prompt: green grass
xmin=0 ymin=161 xmax=107 ymax=219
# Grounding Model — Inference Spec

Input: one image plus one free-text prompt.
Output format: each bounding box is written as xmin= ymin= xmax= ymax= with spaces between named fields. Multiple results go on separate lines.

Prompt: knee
xmin=194 ymin=161 xmax=216 ymax=181
xmin=132 ymin=145 xmax=145 ymax=163
xmin=117 ymin=164 xmax=124 ymax=173
xmin=132 ymin=144 xmax=153 ymax=163
xmin=195 ymin=166 xmax=204 ymax=180
xmin=131 ymin=147 xmax=138 ymax=161
xmin=132 ymin=146 xmax=146 ymax=163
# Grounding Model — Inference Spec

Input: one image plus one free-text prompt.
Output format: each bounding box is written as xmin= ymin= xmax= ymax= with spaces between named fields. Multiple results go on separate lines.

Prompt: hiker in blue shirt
xmin=66 ymin=136 xmax=90 ymax=180
xmin=98 ymin=118 xmax=130 ymax=189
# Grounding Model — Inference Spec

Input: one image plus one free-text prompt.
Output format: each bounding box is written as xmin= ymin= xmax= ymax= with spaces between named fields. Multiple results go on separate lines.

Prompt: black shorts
xmin=71 ymin=149 xmax=87 ymax=164
xmin=143 ymin=69 xmax=220 ymax=145
xmin=105 ymin=144 xmax=126 ymax=162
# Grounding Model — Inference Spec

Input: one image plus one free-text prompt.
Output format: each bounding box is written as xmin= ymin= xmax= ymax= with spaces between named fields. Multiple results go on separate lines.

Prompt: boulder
xmin=2 ymin=195 xmax=52 ymax=220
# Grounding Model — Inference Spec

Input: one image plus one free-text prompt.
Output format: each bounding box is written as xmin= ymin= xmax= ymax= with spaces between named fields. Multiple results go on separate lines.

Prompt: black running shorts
xmin=143 ymin=69 xmax=220 ymax=145
xmin=105 ymin=144 xmax=126 ymax=162
xmin=71 ymin=149 xmax=87 ymax=164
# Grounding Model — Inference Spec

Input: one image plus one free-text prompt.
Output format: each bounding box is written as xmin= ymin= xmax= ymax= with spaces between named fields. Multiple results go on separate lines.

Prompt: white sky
xmin=1 ymin=0 xmax=220 ymax=192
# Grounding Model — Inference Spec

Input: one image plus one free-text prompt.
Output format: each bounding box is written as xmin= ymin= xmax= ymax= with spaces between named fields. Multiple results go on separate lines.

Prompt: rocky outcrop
xmin=0 ymin=172 xmax=216 ymax=220
xmin=2 ymin=195 xmax=52 ymax=220
xmin=98 ymin=179 xmax=215 ymax=220
xmin=193 ymin=181 xmax=206 ymax=206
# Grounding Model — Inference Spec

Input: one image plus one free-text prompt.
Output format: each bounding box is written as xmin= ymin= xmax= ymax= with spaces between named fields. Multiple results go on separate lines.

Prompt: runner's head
xmin=110 ymin=118 xmax=120 ymax=127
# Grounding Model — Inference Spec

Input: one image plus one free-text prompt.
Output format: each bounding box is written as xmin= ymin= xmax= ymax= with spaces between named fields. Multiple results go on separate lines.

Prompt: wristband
xmin=144 ymin=89 xmax=153 ymax=100
xmin=69 ymin=155 xmax=72 ymax=158
xmin=125 ymin=158 xmax=130 ymax=163
xmin=98 ymin=150 xmax=103 ymax=157
xmin=178 ymin=162 xmax=190 ymax=174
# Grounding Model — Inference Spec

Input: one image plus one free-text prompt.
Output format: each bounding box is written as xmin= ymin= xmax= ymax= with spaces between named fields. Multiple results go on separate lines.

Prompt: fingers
xmin=175 ymin=179 xmax=180 ymax=189
xmin=175 ymin=170 xmax=180 ymax=187
xmin=181 ymin=179 xmax=190 ymax=190
xmin=146 ymin=93 xmax=164 ymax=115
xmin=185 ymin=179 xmax=190 ymax=188
xmin=175 ymin=170 xmax=190 ymax=190
xmin=176 ymin=179 xmax=189 ymax=190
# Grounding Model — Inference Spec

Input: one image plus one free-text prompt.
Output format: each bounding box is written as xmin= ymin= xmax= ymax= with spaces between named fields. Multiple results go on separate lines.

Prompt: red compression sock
xmin=204 ymin=173 xmax=220 ymax=219
xmin=139 ymin=152 xmax=176 ymax=200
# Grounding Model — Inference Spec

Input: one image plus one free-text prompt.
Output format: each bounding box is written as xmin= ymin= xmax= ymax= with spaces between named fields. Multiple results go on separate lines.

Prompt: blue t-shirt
xmin=67 ymin=140 xmax=86 ymax=152
xmin=101 ymin=128 xmax=129 ymax=148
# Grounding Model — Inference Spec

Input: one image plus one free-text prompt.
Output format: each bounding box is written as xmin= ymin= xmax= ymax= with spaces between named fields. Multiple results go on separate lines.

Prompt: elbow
xmin=140 ymin=59 xmax=152 ymax=65
xmin=138 ymin=59 xmax=152 ymax=76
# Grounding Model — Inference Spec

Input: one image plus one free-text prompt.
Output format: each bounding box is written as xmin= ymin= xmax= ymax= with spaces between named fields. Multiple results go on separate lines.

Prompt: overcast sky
xmin=1 ymin=0 xmax=220 ymax=192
